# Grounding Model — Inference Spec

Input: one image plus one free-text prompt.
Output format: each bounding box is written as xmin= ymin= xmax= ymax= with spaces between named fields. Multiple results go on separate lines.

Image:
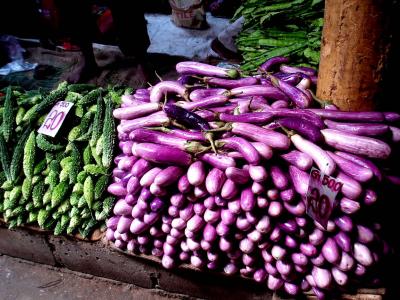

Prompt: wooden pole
xmin=317 ymin=0 xmax=391 ymax=111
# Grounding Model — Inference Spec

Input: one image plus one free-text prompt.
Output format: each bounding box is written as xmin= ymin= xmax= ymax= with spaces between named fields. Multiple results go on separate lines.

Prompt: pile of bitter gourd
xmin=0 ymin=82 xmax=123 ymax=238
xmin=233 ymin=0 xmax=324 ymax=71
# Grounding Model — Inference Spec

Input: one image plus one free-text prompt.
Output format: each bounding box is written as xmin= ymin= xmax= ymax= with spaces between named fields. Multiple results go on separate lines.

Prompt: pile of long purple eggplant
xmin=105 ymin=58 xmax=399 ymax=299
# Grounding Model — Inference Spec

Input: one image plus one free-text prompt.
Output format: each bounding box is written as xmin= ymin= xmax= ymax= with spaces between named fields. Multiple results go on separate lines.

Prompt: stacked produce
xmin=0 ymin=83 xmax=121 ymax=237
xmin=233 ymin=0 xmax=324 ymax=71
xmin=106 ymin=59 xmax=397 ymax=298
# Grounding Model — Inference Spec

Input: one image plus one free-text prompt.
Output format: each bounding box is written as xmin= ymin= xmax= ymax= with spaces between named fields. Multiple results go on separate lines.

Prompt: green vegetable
xmin=23 ymin=131 xmax=36 ymax=179
xmin=43 ymin=188 xmax=52 ymax=205
xmin=83 ymin=164 xmax=107 ymax=176
xmin=69 ymin=143 xmax=81 ymax=184
xmin=57 ymin=199 xmax=71 ymax=214
xmin=51 ymin=181 xmax=69 ymax=208
xmin=95 ymin=135 xmax=104 ymax=156
xmin=38 ymin=208 xmax=50 ymax=228
xmin=94 ymin=175 xmax=109 ymax=200
xmin=10 ymin=126 xmax=31 ymax=182
xmin=81 ymin=218 xmax=97 ymax=238
xmin=15 ymin=107 xmax=26 ymax=125
xmin=2 ymin=86 xmax=14 ymax=142
xmin=77 ymin=88 xmax=102 ymax=106
xmin=32 ymin=181 xmax=45 ymax=208
xmin=36 ymin=134 xmax=64 ymax=152
xmin=77 ymin=170 xmax=88 ymax=184
xmin=83 ymin=176 xmax=94 ymax=209
xmin=68 ymin=126 xmax=81 ymax=142
xmin=21 ymin=178 xmax=33 ymax=200
xmin=83 ymin=145 xmax=93 ymax=165
xmin=69 ymin=192 xmax=80 ymax=206
xmin=68 ymin=83 xmax=96 ymax=93
xmin=101 ymin=97 xmax=115 ymax=168
xmin=67 ymin=215 xmax=81 ymax=234
xmin=90 ymin=93 xmax=104 ymax=147
xmin=25 ymin=202 xmax=34 ymax=212
xmin=28 ymin=210 xmax=38 ymax=223
xmin=77 ymin=195 xmax=87 ymax=209
xmin=0 ymin=134 xmax=11 ymax=181
xmin=9 ymin=186 xmax=22 ymax=205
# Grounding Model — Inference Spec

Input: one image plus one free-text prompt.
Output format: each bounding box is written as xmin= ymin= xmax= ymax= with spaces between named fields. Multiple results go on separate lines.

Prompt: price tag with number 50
xmin=38 ymin=101 xmax=74 ymax=137
xmin=306 ymin=167 xmax=343 ymax=228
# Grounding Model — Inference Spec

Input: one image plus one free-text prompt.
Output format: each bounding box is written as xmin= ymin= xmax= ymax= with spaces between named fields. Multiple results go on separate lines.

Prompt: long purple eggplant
xmin=231 ymin=122 xmax=290 ymax=149
xmin=199 ymin=153 xmax=236 ymax=170
xmin=308 ymin=109 xmax=385 ymax=122
xmin=281 ymin=150 xmax=313 ymax=171
xmin=270 ymin=165 xmax=289 ymax=190
xmin=204 ymin=76 xmax=258 ymax=88
xmin=327 ymin=151 xmax=373 ymax=182
xmin=335 ymin=151 xmax=382 ymax=181
xmin=260 ymin=56 xmax=290 ymax=72
xmin=289 ymin=166 xmax=309 ymax=196
xmin=278 ymin=117 xmax=323 ymax=143
xmin=384 ymin=112 xmax=400 ymax=122
xmin=118 ymin=111 xmax=170 ymax=133
xmin=230 ymin=85 xmax=289 ymax=101
xmin=164 ymin=104 xmax=210 ymax=131
xmin=129 ymin=129 xmax=207 ymax=153
xmin=189 ymin=88 xmax=227 ymax=101
xmin=176 ymin=94 xmax=229 ymax=111
xmin=176 ymin=61 xmax=239 ymax=78
xmin=156 ymin=127 xmax=207 ymax=141
xmin=262 ymin=108 xmax=324 ymax=128
xmin=187 ymin=161 xmax=206 ymax=186
xmin=132 ymin=143 xmax=192 ymax=166
xmin=225 ymin=167 xmax=250 ymax=184
xmin=150 ymin=80 xmax=189 ymax=103
xmin=113 ymin=102 xmax=161 ymax=120
xmin=205 ymin=168 xmax=226 ymax=196
xmin=291 ymin=134 xmax=336 ymax=175
xmin=321 ymin=129 xmax=391 ymax=159
xmin=270 ymin=76 xmax=312 ymax=108
xmin=216 ymin=137 xmax=260 ymax=165
xmin=219 ymin=112 xmax=274 ymax=124
xmin=280 ymin=65 xmax=316 ymax=76
xmin=336 ymin=172 xmax=362 ymax=200
xmin=154 ymin=166 xmax=184 ymax=187
xmin=324 ymin=119 xmax=389 ymax=136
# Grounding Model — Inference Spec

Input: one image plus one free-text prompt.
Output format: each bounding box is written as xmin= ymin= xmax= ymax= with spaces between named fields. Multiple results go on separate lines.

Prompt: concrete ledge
xmin=0 ymin=225 xmax=56 ymax=266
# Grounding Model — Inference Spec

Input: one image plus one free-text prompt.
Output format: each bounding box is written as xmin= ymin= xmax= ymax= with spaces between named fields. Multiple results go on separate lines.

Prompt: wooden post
xmin=317 ymin=0 xmax=391 ymax=111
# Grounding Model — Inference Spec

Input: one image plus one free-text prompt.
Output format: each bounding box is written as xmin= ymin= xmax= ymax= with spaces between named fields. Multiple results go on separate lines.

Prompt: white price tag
xmin=306 ymin=167 xmax=343 ymax=228
xmin=38 ymin=101 xmax=74 ymax=137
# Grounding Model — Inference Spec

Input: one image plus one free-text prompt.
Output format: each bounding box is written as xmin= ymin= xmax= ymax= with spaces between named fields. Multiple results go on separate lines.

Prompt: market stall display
xmin=106 ymin=58 xmax=398 ymax=299
xmin=0 ymin=83 xmax=123 ymax=237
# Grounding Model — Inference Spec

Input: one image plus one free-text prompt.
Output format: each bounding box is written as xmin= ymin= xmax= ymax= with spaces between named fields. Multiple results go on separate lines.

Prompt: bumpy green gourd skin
xmin=90 ymin=94 xmax=104 ymax=147
xmin=102 ymin=97 xmax=115 ymax=168
xmin=36 ymin=134 xmax=64 ymax=152
xmin=2 ymin=86 xmax=14 ymax=142
xmin=0 ymin=134 xmax=11 ymax=181
xmin=32 ymin=181 xmax=45 ymax=208
xmin=94 ymin=175 xmax=108 ymax=200
xmin=83 ymin=176 xmax=94 ymax=209
xmin=51 ymin=181 xmax=69 ymax=208
xmin=23 ymin=131 xmax=36 ymax=179
xmin=83 ymin=164 xmax=107 ymax=176
xmin=10 ymin=126 xmax=31 ymax=182
xmin=77 ymin=88 xmax=102 ymax=106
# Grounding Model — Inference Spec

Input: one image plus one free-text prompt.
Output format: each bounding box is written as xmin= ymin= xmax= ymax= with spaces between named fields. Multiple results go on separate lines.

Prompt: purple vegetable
xmin=267 ymin=275 xmax=283 ymax=291
xmin=335 ymin=151 xmax=382 ymax=181
xmin=194 ymin=202 xmax=206 ymax=215
xmin=279 ymin=220 xmax=297 ymax=233
xmin=219 ymin=237 xmax=232 ymax=251
xmin=177 ymin=175 xmax=191 ymax=194
xmin=334 ymin=232 xmax=351 ymax=253
xmin=131 ymin=159 xmax=152 ymax=178
xmin=357 ymin=225 xmax=374 ymax=244
xmin=260 ymin=56 xmax=289 ymax=72
xmin=239 ymin=238 xmax=255 ymax=254
xmin=176 ymin=61 xmax=239 ymax=78
xmin=327 ymin=151 xmax=373 ymax=183
xmin=261 ymin=108 xmax=324 ymax=128
xmin=119 ymin=141 xmax=134 ymax=155
xmin=199 ymin=153 xmax=236 ymax=170
xmin=284 ymin=282 xmax=300 ymax=296
xmin=216 ymin=137 xmax=260 ymax=165
xmin=252 ymin=142 xmax=273 ymax=160
xmin=257 ymin=196 xmax=269 ymax=208
xmin=117 ymin=156 xmax=137 ymax=171
xmin=205 ymin=168 xmax=226 ymax=196
xmin=281 ymin=150 xmax=313 ymax=171
xmin=288 ymin=166 xmax=309 ymax=196
xmin=230 ymin=85 xmax=289 ymax=101
xmin=221 ymin=179 xmax=238 ymax=200
xmin=335 ymin=215 xmax=353 ymax=232
xmin=311 ymin=253 xmax=325 ymax=267
xmin=150 ymin=80 xmax=189 ymax=103
xmin=205 ymin=76 xmax=258 ymax=88
xmin=164 ymin=104 xmax=210 ymax=132
xmin=270 ymin=76 xmax=312 ymax=108
xmin=291 ymin=134 xmax=336 ymax=175
xmin=113 ymin=102 xmax=161 ymax=120
xmin=322 ymin=238 xmax=340 ymax=264
xmin=248 ymin=230 xmax=262 ymax=243
xmin=140 ymin=167 xmax=162 ymax=187
xmin=194 ymin=185 xmax=208 ymax=198
xmin=187 ymin=161 xmax=206 ymax=187
xmin=187 ymin=215 xmax=205 ymax=232
xmin=265 ymin=262 xmax=278 ymax=276
xmin=270 ymin=165 xmax=289 ymax=190
xmin=300 ymin=243 xmax=318 ymax=257
xmin=177 ymin=94 xmax=229 ymax=111
xmin=284 ymin=235 xmax=298 ymax=249
xmin=219 ymin=112 xmax=274 ymax=124
xmin=231 ymin=122 xmax=290 ymax=149
xmin=225 ymin=167 xmax=250 ymax=184
xmin=284 ymin=200 xmax=306 ymax=216
xmin=106 ymin=228 xmax=115 ymax=241
xmin=203 ymin=223 xmax=217 ymax=242
xmin=312 ymin=266 xmax=332 ymax=289
xmin=113 ymin=200 xmax=133 ymax=216
xmin=108 ymin=183 xmax=127 ymax=197
xmin=251 ymin=182 xmax=265 ymax=194
xmin=132 ymin=143 xmax=191 ymax=166
xmin=118 ymin=111 xmax=169 ymax=133
xmin=280 ymin=64 xmax=316 ymax=76
xmin=224 ymin=263 xmax=239 ymax=275
xmin=340 ymin=197 xmax=361 ymax=214
xmin=236 ymin=215 xmax=252 ymax=231
xmin=278 ymin=117 xmax=323 ymax=143
xmin=253 ymin=269 xmax=267 ymax=283
xmin=271 ymin=245 xmax=286 ymax=260
xmin=336 ymin=172 xmax=362 ymax=200
xmin=324 ymin=119 xmax=389 ymax=136
xmin=189 ymin=88 xmax=227 ymax=101
xmin=354 ymin=243 xmax=374 ymax=266
xmin=308 ymin=109 xmax=385 ymax=122
xmin=204 ymin=208 xmax=221 ymax=224
xmin=332 ymin=267 xmax=348 ymax=286
xmin=248 ymin=165 xmax=268 ymax=183
xmin=390 ymin=126 xmax=400 ymax=142
xmin=150 ymin=198 xmax=164 ymax=212
xmin=240 ymin=188 xmax=256 ymax=212
xmin=276 ymin=260 xmax=292 ymax=276
xmin=322 ymin=129 xmax=391 ymax=159
xmin=292 ymin=253 xmax=308 ymax=266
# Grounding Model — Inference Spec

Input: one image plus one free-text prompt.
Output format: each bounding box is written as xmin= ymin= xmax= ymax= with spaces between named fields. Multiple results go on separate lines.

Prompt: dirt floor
xmin=0 ymin=254 xmax=196 ymax=300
